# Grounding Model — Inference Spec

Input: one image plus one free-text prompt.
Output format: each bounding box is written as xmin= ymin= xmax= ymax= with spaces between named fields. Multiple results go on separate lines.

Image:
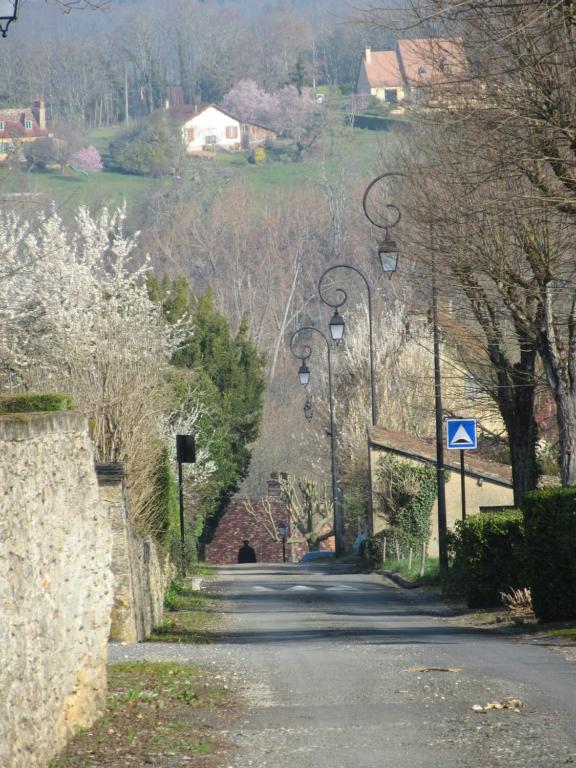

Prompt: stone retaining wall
xmin=0 ymin=411 xmax=113 ymax=768
xmin=97 ymin=464 xmax=172 ymax=643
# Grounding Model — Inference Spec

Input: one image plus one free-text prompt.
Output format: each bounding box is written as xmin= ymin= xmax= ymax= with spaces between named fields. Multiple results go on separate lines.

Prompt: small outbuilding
xmin=368 ymin=427 xmax=514 ymax=556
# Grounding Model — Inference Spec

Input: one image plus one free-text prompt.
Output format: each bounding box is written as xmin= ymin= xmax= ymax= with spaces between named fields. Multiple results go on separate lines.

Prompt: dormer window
xmin=24 ymin=119 xmax=32 ymax=129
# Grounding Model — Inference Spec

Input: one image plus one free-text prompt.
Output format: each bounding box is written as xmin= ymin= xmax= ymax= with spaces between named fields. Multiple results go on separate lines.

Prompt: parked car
xmin=298 ymin=550 xmax=336 ymax=563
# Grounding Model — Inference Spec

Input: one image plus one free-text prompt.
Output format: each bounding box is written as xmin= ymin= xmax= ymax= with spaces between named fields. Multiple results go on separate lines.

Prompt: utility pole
xmin=124 ymin=63 xmax=130 ymax=126
xmin=431 ymin=231 xmax=448 ymax=576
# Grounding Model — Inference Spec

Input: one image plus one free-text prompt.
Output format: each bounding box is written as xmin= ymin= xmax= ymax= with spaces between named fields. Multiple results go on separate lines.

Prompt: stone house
xmin=356 ymin=38 xmax=469 ymax=108
xmin=171 ymin=104 xmax=276 ymax=154
xmin=368 ymin=427 xmax=514 ymax=556
xmin=0 ymin=98 xmax=49 ymax=161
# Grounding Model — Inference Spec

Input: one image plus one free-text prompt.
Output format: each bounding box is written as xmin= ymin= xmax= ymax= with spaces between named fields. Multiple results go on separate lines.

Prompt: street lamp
xmin=298 ymin=360 xmax=310 ymax=386
xmin=328 ymin=308 xmax=346 ymax=342
xmin=289 ymin=326 xmax=344 ymax=555
xmin=0 ymin=0 xmax=20 ymax=37
xmin=277 ymin=521 xmax=287 ymax=563
xmin=318 ymin=264 xmax=378 ymax=427
xmin=362 ymin=173 xmax=449 ymax=575
xmin=362 ymin=174 xmax=402 ymax=278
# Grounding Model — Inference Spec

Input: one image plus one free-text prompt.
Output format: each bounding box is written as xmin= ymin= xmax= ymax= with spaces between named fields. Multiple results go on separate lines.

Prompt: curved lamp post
xmin=362 ymin=173 xmax=402 ymax=277
xmin=318 ymin=264 xmax=378 ymax=427
xmin=0 ymin=0 xmax=20 ymax=37
xmin=289 ymin=326 xmax=344 ymax=555
xmin=362 ymin=172 xmax=448 ymax=575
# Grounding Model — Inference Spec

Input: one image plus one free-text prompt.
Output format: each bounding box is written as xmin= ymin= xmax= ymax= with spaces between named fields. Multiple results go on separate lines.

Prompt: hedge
xmin=0 ymin=392 xmax=75 ymax=414
xmin=451 ymin=510 xmax=527 ymax=608
xmin=522 ymin=487 xmax=576 ymax=622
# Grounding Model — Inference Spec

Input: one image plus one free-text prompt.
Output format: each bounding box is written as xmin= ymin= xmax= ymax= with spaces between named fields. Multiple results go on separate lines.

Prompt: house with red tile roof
xmin=356 ymin=38 xmax=469 ymax=108
xmin=0 ymin=99 xmax=50 ymax=161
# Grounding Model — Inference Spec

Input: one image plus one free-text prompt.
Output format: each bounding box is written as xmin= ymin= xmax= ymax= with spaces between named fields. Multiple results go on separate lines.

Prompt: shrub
xmin=108 ymin=113 xmax=180 ymax=177
xmin=375 ymin=455 xmax=438 ymax=550
xmin=451 ymin=510 xmax=527 ymax=608
xmin=0 ymin=392 xmax=74 ymax=414
xmin=359 ymin=529 xmax=388 ymax=567
xmin=522 ymin=487 xmax=576 ymax=622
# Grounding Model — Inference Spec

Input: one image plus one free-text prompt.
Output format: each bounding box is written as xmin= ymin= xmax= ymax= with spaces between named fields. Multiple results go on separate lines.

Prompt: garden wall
xmin=97 ymin=463 xmax=172 ymax=643
xmin=0 ymin=411 xmax=113 ymax=768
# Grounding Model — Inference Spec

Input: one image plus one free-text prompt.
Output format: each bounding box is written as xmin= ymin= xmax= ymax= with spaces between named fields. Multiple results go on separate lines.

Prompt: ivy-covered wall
xmin=369 ymin=444 xmax=514 ymax=556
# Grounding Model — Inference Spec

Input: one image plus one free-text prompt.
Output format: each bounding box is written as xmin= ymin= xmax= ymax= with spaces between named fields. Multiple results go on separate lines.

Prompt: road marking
xmin=287 ymin=585 xmax=316 ymax=591
xmin=326 ymin=585 xmax=359 ymax=591
xmin=252 ymin=586 xmax=275 ymax=591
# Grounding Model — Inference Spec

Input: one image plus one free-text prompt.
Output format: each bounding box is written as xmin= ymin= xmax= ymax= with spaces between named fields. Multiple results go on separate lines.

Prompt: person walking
xmin=238 ymin=539 xmax=257 ymax=564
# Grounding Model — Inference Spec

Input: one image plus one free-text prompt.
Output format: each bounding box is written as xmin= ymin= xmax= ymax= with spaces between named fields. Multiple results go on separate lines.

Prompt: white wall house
xmin=181 ymin=104 xmax=276 ymax=154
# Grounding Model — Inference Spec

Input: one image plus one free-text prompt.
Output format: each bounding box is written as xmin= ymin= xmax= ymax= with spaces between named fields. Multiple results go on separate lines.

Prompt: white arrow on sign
xmin=451 ymin=424 xmax=475 ymax=446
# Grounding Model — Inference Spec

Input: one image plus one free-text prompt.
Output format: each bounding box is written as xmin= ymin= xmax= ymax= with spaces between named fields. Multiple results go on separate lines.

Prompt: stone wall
xmin=0 ymin=411 xmax=113 ymax=768
xmin=97 ymin=464 xmax=172 ymax=643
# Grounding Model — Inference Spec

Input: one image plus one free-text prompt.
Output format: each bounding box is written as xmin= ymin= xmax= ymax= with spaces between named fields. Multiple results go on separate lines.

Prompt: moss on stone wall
xmin=0 ymin=392 xmax=74 ymax=414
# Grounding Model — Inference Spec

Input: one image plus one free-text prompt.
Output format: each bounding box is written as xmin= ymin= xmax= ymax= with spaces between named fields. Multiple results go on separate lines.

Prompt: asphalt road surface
xmin=110 ymin=564 xmax=576 ymax=768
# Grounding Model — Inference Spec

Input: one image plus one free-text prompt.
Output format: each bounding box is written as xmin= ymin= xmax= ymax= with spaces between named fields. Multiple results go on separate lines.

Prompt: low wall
xmin=0 ymin=411 xmax=113 ymax=768
xmin=97 ymin=464 xmax=171 ymax=642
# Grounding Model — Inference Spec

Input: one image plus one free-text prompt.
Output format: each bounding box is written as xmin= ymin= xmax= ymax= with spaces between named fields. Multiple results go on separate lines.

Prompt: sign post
xmin=176 ymin=434 xmax=196 ymax=575
xmin=446 ymin=419 xmax=477 ymax=521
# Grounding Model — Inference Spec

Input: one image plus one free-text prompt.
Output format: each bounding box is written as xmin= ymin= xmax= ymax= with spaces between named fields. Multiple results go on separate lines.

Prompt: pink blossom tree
xmin=70 ymin=145 xmax=103 ymax=172
xmin=222 ymin=80 xmax=277 ymax=126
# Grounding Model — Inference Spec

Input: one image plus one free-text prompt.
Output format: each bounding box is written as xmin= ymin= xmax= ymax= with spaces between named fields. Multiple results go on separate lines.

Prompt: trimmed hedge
xmin=522 ymin=488 xmax=576 ymax=622
xmin=451 ymin=510 xmax=527 ymax=608
xmin=0 ymin=392 xmax=75 ymax=414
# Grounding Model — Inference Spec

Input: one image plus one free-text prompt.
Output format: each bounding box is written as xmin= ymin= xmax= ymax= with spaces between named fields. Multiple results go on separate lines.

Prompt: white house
xmin=179 ymin=104 xmax=276 ymax=154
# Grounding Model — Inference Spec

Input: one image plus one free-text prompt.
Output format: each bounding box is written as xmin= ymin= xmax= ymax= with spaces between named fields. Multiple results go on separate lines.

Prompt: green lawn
xmin=0 ymin=123 xmax=397 ymax=225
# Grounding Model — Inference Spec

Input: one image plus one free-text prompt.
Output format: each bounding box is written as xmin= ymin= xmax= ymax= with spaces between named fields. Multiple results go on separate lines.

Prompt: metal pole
xmin=460 ymin=450 xmax=467 ymax=520
xmin=178 ymin=460 xmax=186 ymax=576
xmin=432 ymin=238 xmax=449 ymax=576
xmin=289 ymin=327 xmax=344 ymax=555
xmin=282 ymin=535 xmax=286 ymax=563
xmin=326 ymin=338 xmax=344 ymax=555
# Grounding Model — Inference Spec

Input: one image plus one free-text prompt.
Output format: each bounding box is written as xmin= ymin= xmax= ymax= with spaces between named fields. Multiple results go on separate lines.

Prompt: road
xmin=110 ymin=563 xmax=576 ymax=768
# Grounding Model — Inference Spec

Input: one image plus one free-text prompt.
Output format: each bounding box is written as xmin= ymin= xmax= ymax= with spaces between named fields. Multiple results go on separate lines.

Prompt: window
xmin=24 ymin=119 xmax=33 ymax=129
xmin=225 ymin=125 xmax=238 ymax=140
xmin=204 ymin=134 xmax=217 ymax=145
xmin=384 ymin=89 xmax=398 ymax=104
xmin=0 ymin=121 xmax=5 ymax=131
xmin=185 ymin=128 xmax=195 ymax=143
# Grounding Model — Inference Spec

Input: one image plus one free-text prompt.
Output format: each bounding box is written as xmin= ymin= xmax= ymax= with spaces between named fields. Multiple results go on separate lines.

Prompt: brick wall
xmin=204 ymin=497 xmax=291 ymax=564
xmin=204 ymin=475 xmax=334 ymax=564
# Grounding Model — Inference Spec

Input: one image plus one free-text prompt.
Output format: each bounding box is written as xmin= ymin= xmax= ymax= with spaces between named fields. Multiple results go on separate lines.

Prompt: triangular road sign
xmin=452 ymin=425 xmax=474 ymax=445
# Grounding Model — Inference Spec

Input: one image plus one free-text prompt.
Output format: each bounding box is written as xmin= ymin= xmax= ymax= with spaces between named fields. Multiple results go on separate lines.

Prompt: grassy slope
xmin=0 ymin=123 xmax=397 ymax=225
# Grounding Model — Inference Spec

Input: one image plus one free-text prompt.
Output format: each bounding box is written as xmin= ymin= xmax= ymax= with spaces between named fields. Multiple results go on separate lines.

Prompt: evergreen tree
xmin=151 ymin=279 xmax=267 ymax=542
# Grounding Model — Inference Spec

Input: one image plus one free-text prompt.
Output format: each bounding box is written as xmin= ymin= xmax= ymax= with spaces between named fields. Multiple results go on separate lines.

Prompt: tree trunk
xmin=556 ymin=395 xmax=576 ymax=486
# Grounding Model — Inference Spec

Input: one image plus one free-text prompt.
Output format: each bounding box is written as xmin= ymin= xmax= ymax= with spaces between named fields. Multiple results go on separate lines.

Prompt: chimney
xmin=33 ymin=98 xmax=46 ymax=130
xmin=267 ymin=472 xmax=287 ymax=501
xmin=365 ymin=47 xmax=372 ymax=64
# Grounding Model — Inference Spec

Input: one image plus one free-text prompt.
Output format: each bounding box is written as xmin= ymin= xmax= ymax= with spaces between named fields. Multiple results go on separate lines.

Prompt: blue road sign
xmin=446 ymin=418 xmax=477 ymax=450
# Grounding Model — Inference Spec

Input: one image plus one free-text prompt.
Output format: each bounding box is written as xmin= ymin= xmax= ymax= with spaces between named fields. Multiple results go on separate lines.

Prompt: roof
xmin=0 ymin=107 xmax=48 ymax=140
xmin=364 ymin=50 xmax=404 ymax=88
xmin=397 ymin=38 xmax=468 ymax=86
xmin=369 ymin=426 xmax=513 ymax=487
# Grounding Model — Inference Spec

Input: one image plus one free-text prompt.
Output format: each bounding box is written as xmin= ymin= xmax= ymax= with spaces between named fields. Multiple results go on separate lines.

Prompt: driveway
xmin=109 ymin=563 xmax=576 ymax=767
